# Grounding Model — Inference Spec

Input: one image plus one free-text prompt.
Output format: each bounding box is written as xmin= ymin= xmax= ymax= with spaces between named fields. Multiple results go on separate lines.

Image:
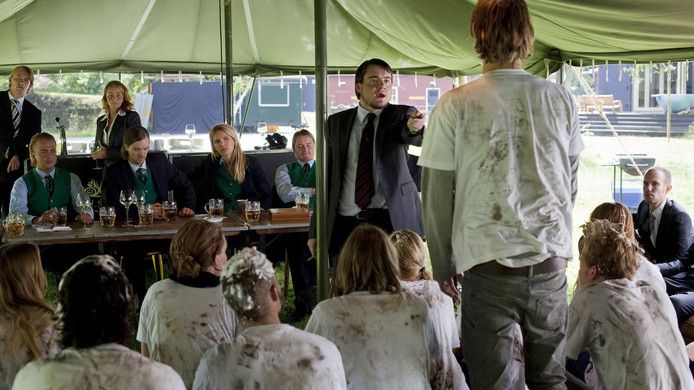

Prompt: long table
xmin=2 ymin=210 xmax=309 ymax=245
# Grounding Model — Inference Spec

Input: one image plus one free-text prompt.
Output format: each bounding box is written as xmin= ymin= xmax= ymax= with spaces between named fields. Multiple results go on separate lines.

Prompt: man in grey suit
xmin=308 ymin=58 xmax=425 ymax=261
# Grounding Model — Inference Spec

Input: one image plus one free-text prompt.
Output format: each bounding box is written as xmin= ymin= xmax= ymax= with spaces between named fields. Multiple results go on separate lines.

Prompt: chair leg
xmin=283 ymin=251 xmax=290 ymax=297
xmin=158 ymin=254 xmax=164 ymax=280
xmin=150 ymin=254 xmax=158 ymax=280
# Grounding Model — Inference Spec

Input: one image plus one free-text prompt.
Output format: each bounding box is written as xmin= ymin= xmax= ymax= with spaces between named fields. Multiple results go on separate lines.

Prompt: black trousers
xmin=0 ymin=158 xmax=24 ymax=216
xmin=329 ymin=209 xmax=393 ymax=262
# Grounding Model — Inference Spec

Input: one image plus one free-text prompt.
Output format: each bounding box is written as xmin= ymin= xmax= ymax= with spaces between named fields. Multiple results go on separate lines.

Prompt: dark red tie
xmin=355 ymin=113 xmax=376 ymax=209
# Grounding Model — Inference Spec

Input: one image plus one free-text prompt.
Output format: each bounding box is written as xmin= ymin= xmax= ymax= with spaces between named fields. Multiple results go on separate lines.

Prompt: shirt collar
xmin=35 ymin=168 xmax=56 ymax=178
xmin=128 ymin=160 xmax=147 ymax=174
xmin=356 ymin=104 xmax=383 ymax=125
xmin=8 ymin=91 xmax=24 ymax=105
xmin=651 ymin=198 xmax=667 ymax=218
xmin=298 ymin=159 xmax=315 ymax=167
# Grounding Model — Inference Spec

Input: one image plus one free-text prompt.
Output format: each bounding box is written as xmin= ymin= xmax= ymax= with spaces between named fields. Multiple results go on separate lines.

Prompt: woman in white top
xmin=306 ymin=224 xmax=438 ymax=390
xmin=567 ymin=219 xmax=693 ymax=389
xmin=137 ymin=219 xmax=239 ymax=388
xmin=391 ymin=230 xmax=468 ymax=390
xmin=578 ymin=202 xmax=666 ymax=292
xmin=0 ymin=243 xmax=57 ymax=390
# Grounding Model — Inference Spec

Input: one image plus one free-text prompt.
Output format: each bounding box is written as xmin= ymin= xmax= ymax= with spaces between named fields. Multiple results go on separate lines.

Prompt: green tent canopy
xmin=1 ymin=0 xmax=693 ymax=75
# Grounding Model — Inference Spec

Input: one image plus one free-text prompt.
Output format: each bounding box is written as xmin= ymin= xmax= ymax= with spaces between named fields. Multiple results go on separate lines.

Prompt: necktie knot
xmin=44 ymin=175 xmax=54 ymax=195
xmin=136 ymin=168 xmax=147 ymax=184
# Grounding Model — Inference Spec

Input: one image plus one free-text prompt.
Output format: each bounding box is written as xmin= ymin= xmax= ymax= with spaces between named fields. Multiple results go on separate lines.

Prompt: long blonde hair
xmin=335 ymin=224 xmax=401 ymax=296
xmin=209 ymin=124 xmax=247 ymax=183
xmin=0 ymin=243 xmax=55 ymax=363
xmin=390 ymin=230 xmax=432 ymax=281
xmin=100 ymin=80 xmax=134 ymax=113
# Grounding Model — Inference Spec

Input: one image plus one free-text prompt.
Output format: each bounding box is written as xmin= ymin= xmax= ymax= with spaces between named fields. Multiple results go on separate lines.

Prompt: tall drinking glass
xmin=119 ymin=189 xmax=134 ymax=227
xmin=184 ymin=124 xmax=196 ymax=150
xmin=75 ymin=192 xmax=92 ymax=231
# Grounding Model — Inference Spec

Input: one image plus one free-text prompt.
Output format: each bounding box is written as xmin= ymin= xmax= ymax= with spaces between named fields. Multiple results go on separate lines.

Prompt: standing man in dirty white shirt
xmin=418 ymin=0 xmax=583 ymax=388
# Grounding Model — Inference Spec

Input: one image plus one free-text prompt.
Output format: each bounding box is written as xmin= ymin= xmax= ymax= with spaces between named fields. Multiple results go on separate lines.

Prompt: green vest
xmin=287 ymin=161 xmax=316 ymax=208
xmin=132 ymin=168 xmax=158 ymax=204
xmin=24 ymin=168 xmax=71 ymax=216
xmin=215 ymin=164 xmax=241 ymax=212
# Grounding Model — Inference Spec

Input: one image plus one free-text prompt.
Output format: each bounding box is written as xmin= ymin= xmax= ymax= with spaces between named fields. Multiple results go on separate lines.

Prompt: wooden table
xmin=3 ymin=216 xmax=248 ymax=245
xmin=3 ymin=211 xmax=309 ymax=245
xmin=229 ymin=210 xmax=310 ymax=235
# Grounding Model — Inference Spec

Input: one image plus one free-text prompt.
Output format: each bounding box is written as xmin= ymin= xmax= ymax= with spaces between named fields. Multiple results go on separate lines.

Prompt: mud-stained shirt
xmin=137 ymin=279 xmax=239 ymax=388
xmin=192 ymin=323 xmax=346 ymax=390
xmin=11 ymin=343 xmax=185 ymax=389
xmin=567 ymin=278 xmax=694 ymax=390
xmin=0 ymin=312 xmax=58 ymax=390
xmin=305 ymin=291 xmax=438 ymax=390
xmin=418 ymin=68 xmax=583 ymax=271
xmin=400 ymin=280 xmax=468 ymax=390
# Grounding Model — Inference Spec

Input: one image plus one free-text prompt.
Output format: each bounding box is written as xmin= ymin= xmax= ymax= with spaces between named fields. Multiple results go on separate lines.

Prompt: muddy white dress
xmin=0 ymin=310 xmax=58 ymax=390
xmin=401 ymin=280 xmax=468 ymax=390
xmin=567 ymin=278 xmax=694 ymax=390
xmin=137 ymin=277 xmax=239 ymax=387
xmin=12 ymin=343 xmax=184 ymax=389
xmin=305 ymin=291 xmax=438 ymax=390
xmin=193 ymin=323 xmax=346 ymax=390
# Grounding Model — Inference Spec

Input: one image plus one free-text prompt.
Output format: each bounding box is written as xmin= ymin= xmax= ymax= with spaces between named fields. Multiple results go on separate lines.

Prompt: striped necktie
xmin=354 ymin=113 xmax=376 ymax=209
xmin=136 ymin=168 xmax=147 ymax=185
xmin=10 ymin=99 xmax=20 ymax=133
xmin=44 ymin=175 xmax=54 ymax=196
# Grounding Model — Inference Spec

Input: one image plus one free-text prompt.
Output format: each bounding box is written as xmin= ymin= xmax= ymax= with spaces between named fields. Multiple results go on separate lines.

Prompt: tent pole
xmin=224 ymin=0 xmax=234 ymax=125
xmin=314 ymin=0 xmax=329 ymax=301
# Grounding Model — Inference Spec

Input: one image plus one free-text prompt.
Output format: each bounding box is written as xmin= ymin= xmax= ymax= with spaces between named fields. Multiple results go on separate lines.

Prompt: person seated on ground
xmin=193 ymin=247 xmax=346 ymax=390
xmin=137 ymin=219 xmax=239 ymax=388
xmin=90 ymin=80 xmax=141 ymax=167
xmin=12 ymin=255 xmax=185 ymax=390
xmin=305 ymin=224 xmax=439 ymax=389
xmin=634 ymin=166 xmax=692 ymax=265
xmin=0 ymin=243 xmax=58 ymax=389
xmin=567 ymin=219 xmax=693 ymax=389
xmin=187 ymin=123 xmax=272 ymax=214
xmin=390 ymin=229 xmax=468 ymax=390
xmin=102 ymin=125 xmax=195 ymax=301
xmin=9 ymin=132 xmax=93 ymax=227
xmin=271 ymin=129 xmax=316 ymax=319
xmin=579 ymin=202 xmax=666 ymax=292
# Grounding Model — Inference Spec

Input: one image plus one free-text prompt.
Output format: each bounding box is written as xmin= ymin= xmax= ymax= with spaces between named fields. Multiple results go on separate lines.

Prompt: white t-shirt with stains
xmin=11 ymin=343 xmax=185 ymax=390
xmin=305 ymin=291 xmax=438 ymax=390
xmin=0 ymin=315 xmax=57 ymax=390
xmin=400 ymin=280 xmax=468 ymax=390
xmin=418 ymin=68 xmax=584 ymax=271
xmin=567 ymin=278 xmax=694 ymax=390
xmin=635 ymin=257 xmax=667 ymax=292
xmin=192 ymin=323 xmax=346 ymax=390
xmin=137 ymin=279 xmax=239 ymax=388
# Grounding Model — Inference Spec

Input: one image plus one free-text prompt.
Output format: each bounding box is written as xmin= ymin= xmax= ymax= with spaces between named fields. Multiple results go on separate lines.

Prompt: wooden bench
xmin=577 ymin=94 xmax=623 ymax=113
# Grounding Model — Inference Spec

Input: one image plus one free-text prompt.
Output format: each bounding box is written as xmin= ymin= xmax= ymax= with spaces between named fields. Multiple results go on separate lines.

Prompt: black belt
xmin=470 ymin=256 xmax=566 ymax=277
xmin=353 ymin=208 xmax=389 ymax=222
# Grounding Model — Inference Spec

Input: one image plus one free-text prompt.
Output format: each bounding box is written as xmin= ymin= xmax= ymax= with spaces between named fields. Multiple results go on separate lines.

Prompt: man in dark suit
xmin=102 ymin=126 xmax=195 ymax=219
xmin=634 ymin=166 xmax=693 ymax=265
xmin=635 ymin=166 xmax=694 ymax=324
xmin=308 ymin=58 xmax=425 ymax=262
xmin=102 ymin=125 xmax=195 ymax=301
xmin=0 ymin=65 xmax=42 ymax=215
